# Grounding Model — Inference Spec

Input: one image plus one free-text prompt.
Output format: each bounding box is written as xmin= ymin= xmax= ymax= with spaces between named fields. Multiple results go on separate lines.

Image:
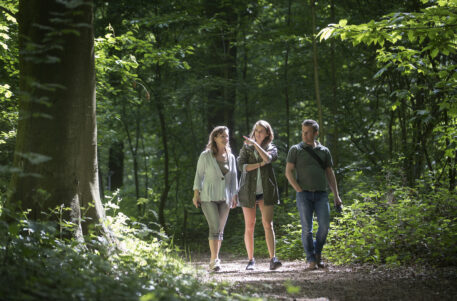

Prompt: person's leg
xmin=296 ymin=191 xmax=316 ymax=262
xmin=314 ymin=192 xmax=330 ymax=255
xmin=201 ymin=201 xmax=221 ymax=262
xmin=215 ymin=201 xmax=230 ymax=261
xmin=242 ymin=206 xmax=257 ymax=261
xmin=258 ymin=200 xmax=275 ymax=259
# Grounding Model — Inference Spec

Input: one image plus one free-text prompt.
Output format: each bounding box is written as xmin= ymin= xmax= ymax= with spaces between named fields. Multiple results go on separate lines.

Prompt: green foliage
xmin=0 ymin=202 xmax=253 ymax=300
xmin=0 ymin=0 xmax=18 ymax=191
xmin=275 ymin=167 xmax=457 ymax=267
xmin=325 ymin=185 xmax=457 ymax=266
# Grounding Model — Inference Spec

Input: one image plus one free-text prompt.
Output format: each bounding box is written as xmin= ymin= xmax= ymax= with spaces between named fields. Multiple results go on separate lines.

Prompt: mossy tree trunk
xmin=9 ymin=0 xmax=105 ymax=238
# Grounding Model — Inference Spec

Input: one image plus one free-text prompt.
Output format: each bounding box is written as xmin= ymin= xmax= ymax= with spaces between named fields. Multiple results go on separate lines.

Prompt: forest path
xmin=189 ymin=253 xmax=457 ymax=300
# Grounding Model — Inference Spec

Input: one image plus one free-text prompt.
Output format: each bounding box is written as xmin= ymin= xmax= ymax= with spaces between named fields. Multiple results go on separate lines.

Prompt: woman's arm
xmin=243 ymin=135 xmax=272 ymax=163
xmin=192 ymin=152 xmax=206 ymax=206
xmin=237 ymin=145 xmax=263 ymax=172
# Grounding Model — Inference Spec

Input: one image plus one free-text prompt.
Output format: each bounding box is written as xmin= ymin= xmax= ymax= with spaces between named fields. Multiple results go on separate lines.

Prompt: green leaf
xmin=339 ymin=19 xmax=348 ymax=27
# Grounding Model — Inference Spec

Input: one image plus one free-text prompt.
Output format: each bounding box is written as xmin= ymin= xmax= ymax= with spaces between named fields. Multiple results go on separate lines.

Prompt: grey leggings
xmin=201 ymin=201 xmax=230 ymax=240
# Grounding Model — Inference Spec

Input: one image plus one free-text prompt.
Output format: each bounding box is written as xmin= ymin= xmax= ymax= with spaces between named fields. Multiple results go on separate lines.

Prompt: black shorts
xmin=255 ymin=193 xmax=264 ymax=204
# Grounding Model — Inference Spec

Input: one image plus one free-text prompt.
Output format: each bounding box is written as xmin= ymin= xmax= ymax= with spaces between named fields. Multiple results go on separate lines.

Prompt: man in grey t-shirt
xmin=285 ymin=119 xmax=342 ymax=270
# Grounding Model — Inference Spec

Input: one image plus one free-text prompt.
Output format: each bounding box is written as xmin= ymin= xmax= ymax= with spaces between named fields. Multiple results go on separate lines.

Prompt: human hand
xmin=192 ymin=196 xmax=201 ymax=208
xmin=334 ymin=196 xmax=342 ymax=213
xmin=230 ymin=195 xmax=238 ymax=209
xmin=243 ymin=135 xmax=255 ymax=146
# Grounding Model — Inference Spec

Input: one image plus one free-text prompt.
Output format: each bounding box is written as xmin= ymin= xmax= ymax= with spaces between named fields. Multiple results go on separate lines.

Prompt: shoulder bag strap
xmin=301 ymin=144 xmax=326 ymax=170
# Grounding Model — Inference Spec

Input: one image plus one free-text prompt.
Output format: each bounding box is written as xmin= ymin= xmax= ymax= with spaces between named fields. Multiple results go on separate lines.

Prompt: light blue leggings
xmin=201 ymin=201 xmax=230 ymax=240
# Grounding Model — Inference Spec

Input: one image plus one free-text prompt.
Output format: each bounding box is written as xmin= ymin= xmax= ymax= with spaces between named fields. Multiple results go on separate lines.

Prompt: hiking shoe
xmin=305 ymin=261 xmax=317 ymax=270
xmin=269 ymin=257 xmax=282 ymax=270
xmin=209 ymin=259 xmax=221 ymax=272
xmin=245 ymin=259 xmax=255 ymax=270
xmin=316 ymin=254 xmax=326 ymax=268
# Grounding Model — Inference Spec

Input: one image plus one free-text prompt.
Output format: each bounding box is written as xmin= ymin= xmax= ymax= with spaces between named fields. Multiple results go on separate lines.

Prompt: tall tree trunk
xmin=310 ymin=0 xmax=324 ymax=143
xmin=10 ymin=0 xmax=105 ymax=237
xmin=284 ymin=0 xmax=292 ymax=196
xmin=154 ymin=64 xmax=170 ymax=232
xmin=329 ymin=0 xmax=339 ymax=167
xmin=108 ymin=141 xmax=124 ymax=191
xmin=98 ymin=147 xmax=105 ymax=201
xmin=204 ymin=0 xmax=238 ymax=151
xmin=242 ymin=31 xmax=250 ymax=134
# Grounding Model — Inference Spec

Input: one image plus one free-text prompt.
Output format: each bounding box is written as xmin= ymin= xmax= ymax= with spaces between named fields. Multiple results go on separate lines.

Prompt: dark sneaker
xmin=245 ymin=259 xmax=255 ymax=270
xmin=316 ymin=254 xmax=326 ymax=268
xmin=269 ymin=257 xmax=282 ymax=270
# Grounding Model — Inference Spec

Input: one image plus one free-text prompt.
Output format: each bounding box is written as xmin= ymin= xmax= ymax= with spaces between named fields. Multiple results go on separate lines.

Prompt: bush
xmin=325 ymin=186 xmax=457 ymax=266
xmin=0 ymin=203 xmax=256 ymax=300
xmin=276 ymin=173 xmax=457 ymax=266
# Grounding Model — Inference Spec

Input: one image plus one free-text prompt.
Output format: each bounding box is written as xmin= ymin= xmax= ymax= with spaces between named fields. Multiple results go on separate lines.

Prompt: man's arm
xmin=325 ymin=167 xmax=342 ymax=206
xmin=285 ymin=162 xmax=302 ymax=192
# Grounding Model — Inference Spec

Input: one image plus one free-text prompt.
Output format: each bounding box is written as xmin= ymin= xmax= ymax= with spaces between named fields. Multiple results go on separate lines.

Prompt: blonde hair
xmin=206 ymin=126 xmax=231 ymax=155
xmin=249 ymin=120 xmax=274 ymax=148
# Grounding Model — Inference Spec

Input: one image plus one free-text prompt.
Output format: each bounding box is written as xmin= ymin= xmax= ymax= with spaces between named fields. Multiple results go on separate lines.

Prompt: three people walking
xmin=193 ymin=119 xmax=342 ymax=272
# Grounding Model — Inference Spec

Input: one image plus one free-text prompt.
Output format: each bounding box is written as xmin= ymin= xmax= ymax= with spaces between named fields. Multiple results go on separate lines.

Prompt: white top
xmin=254 ymin=150 xmax=263 ymax=194
xmin=193 ymin=149 xmax=238 ymax=205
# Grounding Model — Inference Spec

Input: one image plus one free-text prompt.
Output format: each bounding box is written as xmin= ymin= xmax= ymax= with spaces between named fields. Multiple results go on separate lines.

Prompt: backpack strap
xmin=301 ymin=143 xmax=326 ymax=170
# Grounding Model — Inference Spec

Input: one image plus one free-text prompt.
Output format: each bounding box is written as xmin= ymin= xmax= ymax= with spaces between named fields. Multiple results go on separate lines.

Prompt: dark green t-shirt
xmin=286 ymin=142 xmax=333 ymax=191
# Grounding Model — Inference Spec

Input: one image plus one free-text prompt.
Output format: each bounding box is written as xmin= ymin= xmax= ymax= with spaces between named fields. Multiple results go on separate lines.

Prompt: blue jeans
xmin=296 ymin=191 xmax=330 ymax=262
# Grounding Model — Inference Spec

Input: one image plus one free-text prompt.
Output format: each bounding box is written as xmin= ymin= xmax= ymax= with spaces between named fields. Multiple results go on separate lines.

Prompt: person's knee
xmin=209 ymin=230 xmax=223 ymax=240
xmin=245 ymin=218 xmax=256 ymax=230
xmin=262 ymin=219 xmax=273 ymax=231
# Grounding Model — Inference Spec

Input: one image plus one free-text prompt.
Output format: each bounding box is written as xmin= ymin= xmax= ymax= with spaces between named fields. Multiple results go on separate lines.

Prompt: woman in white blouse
xmin=193 ymin=126 xmax=238 ymax=271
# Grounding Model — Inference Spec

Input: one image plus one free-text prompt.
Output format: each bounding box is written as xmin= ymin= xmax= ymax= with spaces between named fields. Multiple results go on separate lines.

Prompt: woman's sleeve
xmin=237 ymin=145 xmax=249 ymax=172
xmin=268 ymin=144 xmax=278 ymax=162
xmin=230 ymin=154 xmax=238 ymax=194
xmin=193 ymin=152 xmax=205 ymax=191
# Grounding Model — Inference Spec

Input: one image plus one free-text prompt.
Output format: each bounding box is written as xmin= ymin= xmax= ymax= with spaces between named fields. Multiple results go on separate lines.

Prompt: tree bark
xmin=284 ymin=0 xmax=292 ymax=196
xmin=204 ymin=0 xmax=238 ymax=151
xmin=310 ymin=0 xmax=324 ymax=143
xmin=108 ymin=141 xmax=124 ymax=191
xmin=10 ymin=0 xmax=105 ymax=237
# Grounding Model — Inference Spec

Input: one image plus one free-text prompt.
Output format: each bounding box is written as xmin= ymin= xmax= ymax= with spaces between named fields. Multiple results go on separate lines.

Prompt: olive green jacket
xmin=237 ymin=143 xmax=280 ymax=208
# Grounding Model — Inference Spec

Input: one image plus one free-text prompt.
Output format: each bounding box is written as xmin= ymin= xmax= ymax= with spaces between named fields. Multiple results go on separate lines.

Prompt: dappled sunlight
xmin=190 ymin=256 xmax=457 ymax=300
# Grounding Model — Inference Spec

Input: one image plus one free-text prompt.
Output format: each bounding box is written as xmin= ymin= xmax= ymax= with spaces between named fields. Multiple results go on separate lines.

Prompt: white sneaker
xmin=209 ymin=259 xmax=221 ymax=272
xmin=214 ymin=259 xmax=221 ymax=271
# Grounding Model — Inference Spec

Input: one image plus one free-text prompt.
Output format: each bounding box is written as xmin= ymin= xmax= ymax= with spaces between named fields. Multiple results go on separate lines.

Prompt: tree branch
xmin=0 ymin=6 xmax=17 ymax=19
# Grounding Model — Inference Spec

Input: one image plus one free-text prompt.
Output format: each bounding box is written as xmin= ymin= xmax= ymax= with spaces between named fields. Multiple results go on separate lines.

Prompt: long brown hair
xmin=249 ymin=120 xmax=274 ymax=148
xmin=206 ymin=126 xmax=231 ymax=155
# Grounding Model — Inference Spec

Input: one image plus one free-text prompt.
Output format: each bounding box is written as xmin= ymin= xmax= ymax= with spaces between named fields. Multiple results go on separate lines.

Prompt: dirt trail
xmin=190 ymin=254 xmax=457 ymax=300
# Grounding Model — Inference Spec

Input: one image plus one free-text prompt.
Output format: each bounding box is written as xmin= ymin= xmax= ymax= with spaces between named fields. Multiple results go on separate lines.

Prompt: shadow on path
xmin=189 ymin=254 xmax=457 ymax=301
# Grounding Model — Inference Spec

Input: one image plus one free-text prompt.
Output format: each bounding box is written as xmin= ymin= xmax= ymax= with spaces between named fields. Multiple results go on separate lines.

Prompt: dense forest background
xmin=0 ymin=0 xmax=456 ymax=300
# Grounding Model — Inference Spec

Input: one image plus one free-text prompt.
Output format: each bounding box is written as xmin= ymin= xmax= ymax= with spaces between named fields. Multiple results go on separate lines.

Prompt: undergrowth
xmin=275 ymin=171 xmax=457 ymax=266
xmin=0 ymin=199 xmax=257 ymax=301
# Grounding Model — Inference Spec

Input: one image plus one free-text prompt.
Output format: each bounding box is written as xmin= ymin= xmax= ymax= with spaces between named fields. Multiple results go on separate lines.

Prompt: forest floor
xmin=189 ymin=252 xmax=457 ymax=301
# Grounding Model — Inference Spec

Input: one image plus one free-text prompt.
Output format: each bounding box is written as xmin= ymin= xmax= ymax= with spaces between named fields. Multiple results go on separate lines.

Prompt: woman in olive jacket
xmin=237 ymin=120 xmax=281 ymax=270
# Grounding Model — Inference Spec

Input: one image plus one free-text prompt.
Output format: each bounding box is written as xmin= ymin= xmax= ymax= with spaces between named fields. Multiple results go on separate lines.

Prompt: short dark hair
xmin=302 ymin=119 xmax=319 ymax=133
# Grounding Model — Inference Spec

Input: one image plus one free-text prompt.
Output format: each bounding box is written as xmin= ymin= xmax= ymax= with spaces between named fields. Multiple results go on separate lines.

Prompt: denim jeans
xmin=296 ymin=191 xmax=330 ymax=262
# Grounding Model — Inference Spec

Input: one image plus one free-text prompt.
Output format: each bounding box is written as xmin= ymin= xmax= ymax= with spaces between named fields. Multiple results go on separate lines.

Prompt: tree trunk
xmin=153 ymin=64 xmax=170 ymax=232
xmin=329 ymin=0 xmax=339 ymax=167
xmin=284 ymin=0 xmax=292 ymax=196
xmin=204 ymin=0 xmax=238 ymax=151
xmin=10 ymin=0 xmax=105 ymax=238
xmin=310 ymin=0 xmax=324 ymax=143
xmin=108 ymin=141 xmax=124 ymax=191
